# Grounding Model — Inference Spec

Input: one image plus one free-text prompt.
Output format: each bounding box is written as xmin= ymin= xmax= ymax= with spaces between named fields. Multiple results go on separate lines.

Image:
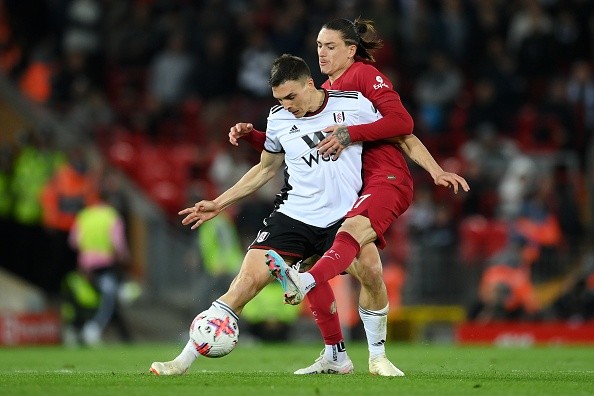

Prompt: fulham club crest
xmin=256 ymin=231 xmax=270 ymax=243
xmin=333 ymin=112 xmax=345 ymax=123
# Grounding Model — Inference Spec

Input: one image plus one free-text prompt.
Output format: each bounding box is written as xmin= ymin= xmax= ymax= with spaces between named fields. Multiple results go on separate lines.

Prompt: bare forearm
xmin=394 ymin=134 xmax=443 ymax=181
xmin=214 ymin=163 xmax=276 ymax=210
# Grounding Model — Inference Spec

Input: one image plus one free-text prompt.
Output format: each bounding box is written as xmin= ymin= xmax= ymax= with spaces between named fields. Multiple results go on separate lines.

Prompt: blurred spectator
xmin=407 ymin=185 xmax=436 ymax=236
xmin=460 ymin=123 xmax=520 ymax=185
xmin=536 ymin=78 xmax=577 ymax=152
xmin=467 ymin=0 xmax=507 ymax=65
xmin=208 ymin=146 xmax=251 ymax=195
xmin=68 ymin=182 xmax=131 ymax=345
xmin=51 ymin=49 xmax=95 ymax=108
xmin=498 ymin=155 xmax=537 ymax=220
xmin=193 ymin=30 xmax=237 ymax=100
xmin=10 ymin=129 xmax=64 ymax=288
xmin=468 ymin=241 xmax=540 ymax=322
xmin=237 ymin=29 xmax=278 ymax=98
xmin=396 ymin=0 xmax=433 ymax=73
xmin=41 ymin=145 xmax=98 ymax=292
xmin=147 ymin=31 xmax=194 ymax=109
xmin=507 ymin=0 xmax=555 ymax=81
xmin=62 ymin=0 xmax=102 ymax=55
xmin=566 ymin=60 xmax=594 ymax=143
xmin=269 ymin=6 xmax=306 ymax=55
xmin=431 ymin=0 xmax=469 ymax=64
xmin=458 ymin=156 xmax=492 ymax=217
xmin=414 ymin=51 xmax=462 ymax=133
xmin=476 ymin=36 xmax=524 ymax=129
xmin=64 ymin=87 xmax=114 ymax=144
xmin=553 ymin=8 xmax=583 ymax=68
xmin=105 ymin=0 xmax=161 ymax=68
xmin=418 ymin=204 xmax=459 ymax=300
xmin=465 ymin=78 xmax=505 ymax=135
xmin=512 ymin=174 xmax=563 ymax=280
xmin=18 ymin=39 xmax=55 ymax=103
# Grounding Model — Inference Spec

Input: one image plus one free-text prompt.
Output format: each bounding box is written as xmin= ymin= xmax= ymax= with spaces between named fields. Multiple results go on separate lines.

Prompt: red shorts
xmin=345 ymin=174 xmax=413 ymax=249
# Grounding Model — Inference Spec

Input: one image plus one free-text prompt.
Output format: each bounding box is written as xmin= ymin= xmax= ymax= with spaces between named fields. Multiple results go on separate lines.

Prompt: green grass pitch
xmin=1 ymin=342 xmax=592 ymax=395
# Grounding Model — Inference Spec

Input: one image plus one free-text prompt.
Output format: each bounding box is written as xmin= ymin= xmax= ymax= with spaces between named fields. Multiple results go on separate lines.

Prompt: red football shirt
xmin=321 ymin=61 xmax=413 ymax=183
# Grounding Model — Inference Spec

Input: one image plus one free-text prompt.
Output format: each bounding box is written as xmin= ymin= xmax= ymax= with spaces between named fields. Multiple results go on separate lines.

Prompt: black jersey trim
xmin=328 ymin=90 xmax=359 ymax=99
xmin=271 ymin=105 xmax=284 ymax=114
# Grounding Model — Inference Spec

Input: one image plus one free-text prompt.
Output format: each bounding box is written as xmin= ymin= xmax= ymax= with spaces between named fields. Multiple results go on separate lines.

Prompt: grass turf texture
xmin=0 ymin=342 xmax=593 ymax=395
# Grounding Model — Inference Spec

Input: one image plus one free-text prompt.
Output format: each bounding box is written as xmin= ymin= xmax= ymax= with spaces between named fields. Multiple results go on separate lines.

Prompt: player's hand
xmin=434 ymin=172 xmax=470 ymax=194
xmin=229 ymin=123 xmax=254 ymax=146
xmin=178 ymin=200 xmax=221 ymax=229
xmin=317 ymin=125 xmax=351 ymax=160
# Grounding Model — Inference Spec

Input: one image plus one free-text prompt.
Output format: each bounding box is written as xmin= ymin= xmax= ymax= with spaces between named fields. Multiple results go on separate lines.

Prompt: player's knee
xmin=340 ymin=216 xmax=375 ymax=246
xmin=358 ymin=262 xmax=384 ymax=288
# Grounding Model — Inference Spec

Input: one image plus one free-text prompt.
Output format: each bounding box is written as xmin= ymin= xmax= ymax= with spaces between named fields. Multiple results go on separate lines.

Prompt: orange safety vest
xmin=41 ymin=164 xmax=98 ymax=231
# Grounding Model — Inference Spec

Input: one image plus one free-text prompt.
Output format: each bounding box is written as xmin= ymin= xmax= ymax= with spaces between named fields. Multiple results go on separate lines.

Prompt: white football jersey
xmin=265 ymin=90 xmax=381 ymax=228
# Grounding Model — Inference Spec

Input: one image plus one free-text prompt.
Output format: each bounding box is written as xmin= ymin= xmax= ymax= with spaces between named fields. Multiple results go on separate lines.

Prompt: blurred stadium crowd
xmin=0 ymin=0 xmax=593 ymax=327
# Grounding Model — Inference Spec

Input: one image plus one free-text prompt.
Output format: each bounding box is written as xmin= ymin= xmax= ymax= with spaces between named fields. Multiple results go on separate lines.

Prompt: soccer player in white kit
xmin=151 ymin=54 xmax=388 ymax=375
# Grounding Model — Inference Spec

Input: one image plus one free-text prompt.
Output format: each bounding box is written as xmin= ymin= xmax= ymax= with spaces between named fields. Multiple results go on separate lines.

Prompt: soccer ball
xmin=189 ymin=310 xmax=239 ymax=358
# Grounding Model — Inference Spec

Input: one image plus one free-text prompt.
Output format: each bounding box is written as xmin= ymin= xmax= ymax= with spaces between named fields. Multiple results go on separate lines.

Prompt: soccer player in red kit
xmin=231 ymin=18 xmax=469 ymax=376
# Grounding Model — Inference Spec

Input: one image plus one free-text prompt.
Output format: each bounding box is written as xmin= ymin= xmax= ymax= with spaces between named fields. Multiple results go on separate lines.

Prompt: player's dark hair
xmin=322 ymin=17 xmax=383 ymax=62
xmin=269 ymin=54 xmax=312 ymax=87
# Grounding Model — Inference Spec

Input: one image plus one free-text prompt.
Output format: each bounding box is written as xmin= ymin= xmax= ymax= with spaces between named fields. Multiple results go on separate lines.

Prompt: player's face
xmin=272 ymin=78 xmax=314 ymax=118
xmin=317 ymin=28 xmax=356 ymax=79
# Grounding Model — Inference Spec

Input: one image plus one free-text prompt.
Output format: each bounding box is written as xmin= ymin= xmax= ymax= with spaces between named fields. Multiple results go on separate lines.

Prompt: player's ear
xmin=348 ymin=44 xmax=357 ymax=59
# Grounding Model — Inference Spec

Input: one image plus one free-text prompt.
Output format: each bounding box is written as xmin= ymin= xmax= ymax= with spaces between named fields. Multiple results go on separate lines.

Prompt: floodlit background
xmin=0 ymin=0 xmax=593 ymax=346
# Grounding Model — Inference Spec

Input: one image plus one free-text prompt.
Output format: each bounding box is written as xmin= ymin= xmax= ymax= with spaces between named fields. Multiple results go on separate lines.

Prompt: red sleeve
xmin=346 ymin=66 xmax=414 ymax=143
xmin=243 ymin=128 xmax=266 ymax=152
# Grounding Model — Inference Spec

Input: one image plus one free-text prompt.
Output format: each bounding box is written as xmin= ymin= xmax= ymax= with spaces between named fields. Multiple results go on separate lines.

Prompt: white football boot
xmin=294 ymin=351 xmax=354 ymax=375
xmin=149 ymin=361 xmax=187 ymax=376
xmin=368 ymin=354 xmax=405 ymax=376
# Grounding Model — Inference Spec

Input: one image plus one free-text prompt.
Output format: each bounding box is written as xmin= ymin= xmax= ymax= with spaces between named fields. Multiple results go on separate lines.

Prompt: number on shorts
xmin=353 ymin=194 xmax=371 ymax=209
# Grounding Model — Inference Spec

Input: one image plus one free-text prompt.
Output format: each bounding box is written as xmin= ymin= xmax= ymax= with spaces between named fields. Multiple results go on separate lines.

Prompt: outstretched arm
xmin=391 ymin=134 xmax=470 ymax=194
xmin=179 ymin=150 xmax=284 ymax=229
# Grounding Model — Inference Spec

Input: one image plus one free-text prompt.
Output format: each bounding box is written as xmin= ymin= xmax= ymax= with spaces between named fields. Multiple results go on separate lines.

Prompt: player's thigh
xmin=346 ymin=180 xmax=412 ymax=249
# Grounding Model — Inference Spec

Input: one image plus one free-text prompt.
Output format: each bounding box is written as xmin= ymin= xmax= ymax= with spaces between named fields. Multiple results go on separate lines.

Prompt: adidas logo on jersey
xmin=289 ymin=125 xmax=300 ymax=134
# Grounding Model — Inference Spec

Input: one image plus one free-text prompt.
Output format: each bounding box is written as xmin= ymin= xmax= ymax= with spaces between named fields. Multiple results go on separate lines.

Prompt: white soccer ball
xmin=189 ymin=310 xmax=239 ymax=358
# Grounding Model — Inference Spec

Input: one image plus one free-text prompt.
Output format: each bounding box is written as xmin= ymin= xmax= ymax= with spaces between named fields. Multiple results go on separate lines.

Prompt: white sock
xmin=298 ymin=272 xmax=316 ymax=294
xmin=323 ymin=341 xmax=347 ymax=363
xmin=359 ymin=304 xmax=389 ymax=358
xmin=173 ymin=339 xmax=199 ymax=368
xmin=173 ymin=300 xmax=240 ymax=369
xmin=211 ymin=300 xmax=240 ymax=321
